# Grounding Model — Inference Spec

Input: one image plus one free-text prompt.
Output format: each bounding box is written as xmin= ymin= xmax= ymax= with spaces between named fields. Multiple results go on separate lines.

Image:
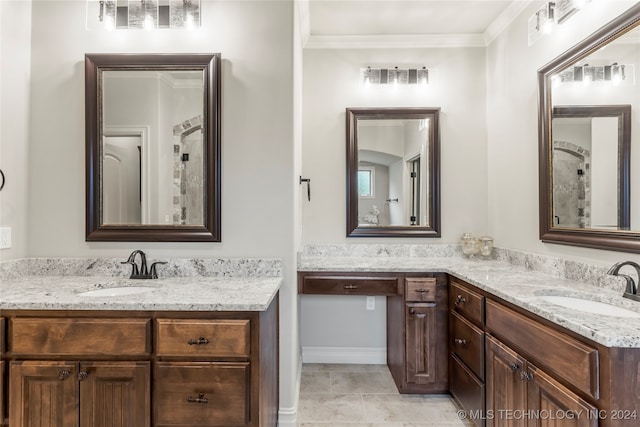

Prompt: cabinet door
xmin=9 ymin=361 xmax=79 ymax=427
xmin=405 ymin=303 xmax=437 ymax=385
xmin=526 ymin=364 xmax=597 ymax=427
xmin=486 ymin=336 xmax=527 ymax=427
xmin=79 ymin=362 xmax=150 ymax=427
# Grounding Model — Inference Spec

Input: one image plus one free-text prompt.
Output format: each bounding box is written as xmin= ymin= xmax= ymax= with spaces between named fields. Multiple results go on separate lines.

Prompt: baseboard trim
xmin=277 ymin=357 xmax=302 ymax=427
xmin=301 ymin=346 xmax=387 ymax=364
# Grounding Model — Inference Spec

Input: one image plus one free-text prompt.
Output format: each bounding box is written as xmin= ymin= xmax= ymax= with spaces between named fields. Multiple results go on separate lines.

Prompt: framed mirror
xmin=85 ymin=53 xmax=221 ymax=242
xmin=346 ymin=108 xmax=441 ymax=237
xmin=538 ymin=5 xmax=640 ymax=252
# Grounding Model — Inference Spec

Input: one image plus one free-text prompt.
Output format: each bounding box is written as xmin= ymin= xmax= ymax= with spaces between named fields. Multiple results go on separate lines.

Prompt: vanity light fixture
xmin=528 ymin=0 xmax=594 ymax=45
xmin=554 ymin=62 xmax=631 ymax=85
xmin=361 ymin=66 xmax=429 ymax=86
xmin=87 ymin=0 xmax=200 ymax=30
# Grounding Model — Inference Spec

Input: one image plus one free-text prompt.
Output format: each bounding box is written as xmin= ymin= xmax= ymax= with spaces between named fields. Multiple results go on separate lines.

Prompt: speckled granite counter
xmin=299 ymin=253 xmax=640 ymax=348
xmin=0 ymin=257 xmax=282 ymax=312
xmin=0 ymin=276 xmax=281 ymax=311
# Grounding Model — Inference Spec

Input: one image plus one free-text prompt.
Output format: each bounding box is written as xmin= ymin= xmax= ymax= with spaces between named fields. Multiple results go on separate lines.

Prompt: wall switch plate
xmin=0 ymin=227 xmax=12 ymax=249
xmin=366 ymin=296 xmax=375 ymax=310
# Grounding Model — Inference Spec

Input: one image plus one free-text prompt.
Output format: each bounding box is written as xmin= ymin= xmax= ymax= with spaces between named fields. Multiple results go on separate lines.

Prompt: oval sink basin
xmin=540 ymin=295 xmax=640 ymax=318
xmin=77 ymin=286 xmax=156 ymax=297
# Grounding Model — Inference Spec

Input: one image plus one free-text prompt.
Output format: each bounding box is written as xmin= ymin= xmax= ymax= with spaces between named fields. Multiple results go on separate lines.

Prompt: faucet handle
xmin=120 ymin=260 xmax=139 ymax=277
xmin=149 ymin=262 xmax=168 ymax=279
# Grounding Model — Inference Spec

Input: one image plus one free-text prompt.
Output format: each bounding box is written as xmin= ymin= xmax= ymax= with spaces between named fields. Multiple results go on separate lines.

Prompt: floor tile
xmin=331 ymin=371 xmax=398 ymax=394
xmin=298 ymin=364 xmax=472 ymax=426
xmin=300 ymin=371 xmax=332 ymax=393
xmin=298 ymin=393 xmax=366 ymax=423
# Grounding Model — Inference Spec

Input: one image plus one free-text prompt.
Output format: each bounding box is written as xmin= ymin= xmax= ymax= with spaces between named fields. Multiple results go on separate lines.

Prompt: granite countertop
xmin=0 ymin=276 xmax=281 ymax=312
xmin=299 ymin=255 xmax=640 ymax=348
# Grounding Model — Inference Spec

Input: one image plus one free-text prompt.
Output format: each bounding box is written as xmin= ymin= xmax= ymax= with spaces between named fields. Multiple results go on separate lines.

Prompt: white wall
xmin=0 ymin=0 xmax=32 ymax=261
xmin=486 ymin=0 xmax=640 ymax=265
xmin=300 ymin=47 xmax=488 ymax=353
xmin=302 ymin=48 xmax=489 ymax=243
xmin=8 ymin=0 xmax=298 ymax=419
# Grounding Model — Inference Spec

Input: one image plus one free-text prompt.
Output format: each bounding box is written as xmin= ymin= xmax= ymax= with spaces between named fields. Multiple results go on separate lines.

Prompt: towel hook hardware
xmin=299 ymin=176 xmax=311 ymax=201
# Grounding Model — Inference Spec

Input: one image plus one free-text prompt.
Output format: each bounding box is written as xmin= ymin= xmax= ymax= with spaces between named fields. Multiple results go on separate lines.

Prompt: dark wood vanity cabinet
xmin=298 ymin=271 xmax=448 ymax=394
xmin=10 ymin=360 xmax=150 ymax=426
xmin=450 ymin=278 xmax=640 ymax=427
xmin=0 ymin=317 xmax=5 ymax=427
xmin=387 ymin=275 xmax=448 ymax=394
xmin=3 ymin=300 xmax=279 ymax=427
xmin=449 ymin=279 xmax=486 ymax=427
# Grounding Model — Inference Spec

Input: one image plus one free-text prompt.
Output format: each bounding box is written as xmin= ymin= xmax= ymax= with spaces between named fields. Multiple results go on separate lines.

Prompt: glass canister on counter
xmin=478 ymin=235 xmax=494 ymax=257
xmin=460 ymin=233 xmax=479 ymax=257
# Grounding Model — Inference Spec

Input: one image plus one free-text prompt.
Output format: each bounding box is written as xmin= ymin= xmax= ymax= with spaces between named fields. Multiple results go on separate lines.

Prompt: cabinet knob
xmin=58 ymin=369 xmax=71 ymax=380
xmin=187 ymin=392 xmax=209 ymax=404
xmin=188 ymin=336 xmax=210 ymax=345
xmin=454 ymin=338 xmax=467 ymax=345
xmin=508 ymin=362 xmax=521 ymax=372
xmin=521 ymin=371 xmax=533 ymax=382
xmin=454 ymin=295 xmax=466 ymax=306
xmin=344 ymin=284 xmax=358 ymax=290
xmin=78 ymin=370 xmax=89 ymax=381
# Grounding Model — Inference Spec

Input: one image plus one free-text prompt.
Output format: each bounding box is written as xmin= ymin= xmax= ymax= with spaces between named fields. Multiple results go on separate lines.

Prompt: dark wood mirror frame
xmin=538 ymin=4 xmax=640 ymax=253
xmin=85 ymin=53 xmax=221 ymax=242
xmin=346 ymin=107 xmax=441 ymax=237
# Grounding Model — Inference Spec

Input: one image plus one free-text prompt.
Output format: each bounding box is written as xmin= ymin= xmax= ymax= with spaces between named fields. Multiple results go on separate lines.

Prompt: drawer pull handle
xmin=454 ymin=338 xmax=467 ymax=345
xmin=77 ymin=370 xmax=89 ymax=381
xmin=454 ymin=295 xmax=466 ymax=306
xmin=58 ymin=369 xmax=71 ymax=380
xmin=188 ymin=337 xmax=210 ymax=345
xmin=509 ymin=362 xmax=521 ymax=372
xmin=187 ymin=393 xmax=209 ymax=404
xmin=415 ymin=289 xmax=429 ymax=293
xmin=344 ymin=284 xmax=358 ymax=290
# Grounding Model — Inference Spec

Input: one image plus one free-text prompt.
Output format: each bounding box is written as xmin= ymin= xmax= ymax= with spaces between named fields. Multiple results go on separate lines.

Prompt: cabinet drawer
xmin=301 ymin=275 xmax=399 ymax=295
xmin=450 ymin=311 xmax=484 ymax=380
xmin=405 ymin=278 xmax=437 ymax=302
xmin=449 ymin=280 xmax=484 ymax=326
xmin=450 ymin=354 xmax=485 ymax=427
xmin=156 ymin=319 xmax=250 ymax=358
xmin=10 ymin=318 xmax=150 ymax=356
xmin=154 ymin=362 xmax=249 ymax=427
xmin=485 ymin=299 xmax=599 ymax=399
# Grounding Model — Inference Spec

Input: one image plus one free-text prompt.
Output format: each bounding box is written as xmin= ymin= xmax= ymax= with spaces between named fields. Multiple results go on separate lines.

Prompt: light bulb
xmin=104 ymin=15 xmax=115 ymax=31
xmin=541 ymin=20 xmax=553 ymax=34
xmin=186 ymin=14 xmax=195 ymax=30
xmin=143 ymin=15 xmax=155 ymax=30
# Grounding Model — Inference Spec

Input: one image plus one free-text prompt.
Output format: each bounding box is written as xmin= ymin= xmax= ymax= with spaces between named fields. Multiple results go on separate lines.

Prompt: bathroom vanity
xmin=298 ymin=250 xmax=640 ymax=427
xmin=0 ymin=273 xmax=281 ymax=427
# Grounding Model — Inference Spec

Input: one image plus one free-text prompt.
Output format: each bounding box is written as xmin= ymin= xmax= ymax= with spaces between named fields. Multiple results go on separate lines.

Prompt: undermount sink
xmin=77 ymin=286 xmax=156 ymax=297
xmin=539 ymin=295 xmax=640 ymax=318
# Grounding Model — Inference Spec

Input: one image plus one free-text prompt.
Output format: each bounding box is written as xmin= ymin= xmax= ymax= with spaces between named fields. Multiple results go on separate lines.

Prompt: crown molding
xmin=304 ymin=33 xmax=487 ymax=49
xmin=300 ymin=0 xmax=534 ymax=49
xmin=483 ymin=0 xmax=536 ymax=45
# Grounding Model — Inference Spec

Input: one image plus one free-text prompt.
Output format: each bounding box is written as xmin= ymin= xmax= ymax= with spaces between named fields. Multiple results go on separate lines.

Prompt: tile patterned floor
xmin=298 ymin=364 xmax=472 ymax=426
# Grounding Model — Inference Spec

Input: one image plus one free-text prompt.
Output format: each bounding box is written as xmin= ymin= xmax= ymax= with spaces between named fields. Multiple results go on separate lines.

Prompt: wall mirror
xmin=346 ymin=108 xmax=440 ymax=237
xmin=539 ymin=4 xmax=640 ymax=252
xmin=85 ymin=53 xmax=221 ymax=241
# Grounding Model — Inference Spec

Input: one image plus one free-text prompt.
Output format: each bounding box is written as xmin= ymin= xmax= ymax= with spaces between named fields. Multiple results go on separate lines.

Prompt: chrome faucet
xmin=607 ymin=261 xmax=640 ymax=302
xmin=121 ymin=250 xmax=167 ymax=279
